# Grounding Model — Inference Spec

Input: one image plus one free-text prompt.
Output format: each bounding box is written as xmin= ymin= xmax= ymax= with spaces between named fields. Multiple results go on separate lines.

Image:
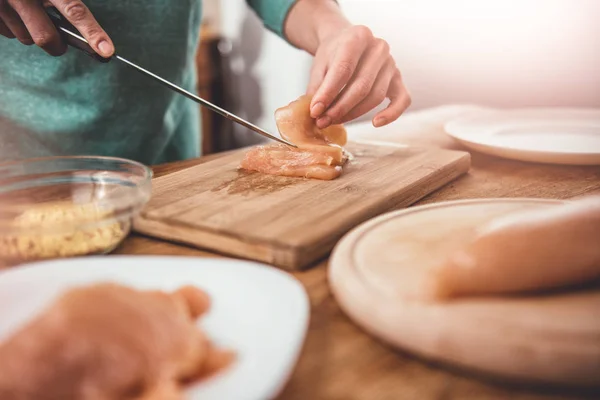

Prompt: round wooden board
xmin=329 ymin=198 xmax=600 ymax=389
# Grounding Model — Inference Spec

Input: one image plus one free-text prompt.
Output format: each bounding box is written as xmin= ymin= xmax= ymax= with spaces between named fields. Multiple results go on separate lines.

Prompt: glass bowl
xmin=0 ymin=156 xmax=152 ymax=267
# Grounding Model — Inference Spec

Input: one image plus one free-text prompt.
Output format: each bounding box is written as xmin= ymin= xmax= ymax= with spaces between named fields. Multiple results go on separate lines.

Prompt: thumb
xmin=50 ymin=0 xmax=115 ymax=57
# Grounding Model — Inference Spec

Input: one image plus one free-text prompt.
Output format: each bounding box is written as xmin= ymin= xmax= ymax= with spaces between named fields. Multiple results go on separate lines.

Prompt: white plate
xmin=444 ymin=107 xmax=600 ymax=165
xmin=0 ymin=256 xmax=310 ymax=400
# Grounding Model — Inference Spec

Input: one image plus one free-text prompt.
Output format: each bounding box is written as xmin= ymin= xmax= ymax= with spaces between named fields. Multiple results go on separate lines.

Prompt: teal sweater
xmin=0 ymin=0 xmax=296 ymax=165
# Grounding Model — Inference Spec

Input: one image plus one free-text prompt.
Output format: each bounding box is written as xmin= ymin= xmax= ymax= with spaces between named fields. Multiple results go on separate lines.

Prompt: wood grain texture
xmin=117 ymin=106 xmax=600 ymax=400
xmin=329 ymin=198 xmax=600 ymax=389
xmin=133 ymin=142 xmax=471 ymax=270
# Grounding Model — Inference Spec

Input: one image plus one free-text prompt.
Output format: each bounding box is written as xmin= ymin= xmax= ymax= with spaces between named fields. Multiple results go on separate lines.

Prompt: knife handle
xmin=45 ymin=7 xmax=112 ymax=63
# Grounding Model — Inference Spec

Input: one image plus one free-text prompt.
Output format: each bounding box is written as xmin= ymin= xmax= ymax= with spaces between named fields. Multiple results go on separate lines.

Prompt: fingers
xmin=10 ymin=0 xmax=65 ymax=56
xmin=317 ymin=39 xmax=390 ymax=128
xmin=373 ymin=70 xmax=412 ymax=127
xmin=307 ymin=25 xmax=409 ymax=129
xmin=309 ymin=26 xmax=372 ymax=119
xmin=50 ymin=0 xmax=114 ymax=57
xmin=306 ymin=55 xmax=327 ymax=97
xmin=0 ymin=19 xmax=14 ymax=38
xmin=0 ymin=2 xmax=32 ymax=44
xmin=1 ymin=0 xmax=113 ymax=57
xmin=337 ymin=59 xmax=396 ymax=125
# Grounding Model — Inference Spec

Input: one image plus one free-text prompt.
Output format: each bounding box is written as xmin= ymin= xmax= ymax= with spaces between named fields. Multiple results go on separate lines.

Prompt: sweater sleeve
xmin=245 ymin=0 xmax=298 ymax=39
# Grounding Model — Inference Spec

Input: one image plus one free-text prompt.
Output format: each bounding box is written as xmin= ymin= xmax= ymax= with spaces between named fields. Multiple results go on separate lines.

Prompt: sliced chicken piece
xmin=0 ymin=283 xmax=233 ymax=400
xmin=425 ymin=196 xmax=600 ymax=301
xmin=239 ymin=95 xmax=349 ymax=181
xmin=274 ymin=95 xmax=347 ymax=147
xmin=239 ymin=144 xmax=345 ymax=180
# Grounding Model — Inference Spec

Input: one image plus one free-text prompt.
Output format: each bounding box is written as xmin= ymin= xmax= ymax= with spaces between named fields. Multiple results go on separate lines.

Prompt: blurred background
xmin=197 ymin=0 xmax=600 ymax=155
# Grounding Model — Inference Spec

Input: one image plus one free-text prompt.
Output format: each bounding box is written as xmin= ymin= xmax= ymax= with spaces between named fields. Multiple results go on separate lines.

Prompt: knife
xmin=45 ymin=7 xmax=297 ymax=148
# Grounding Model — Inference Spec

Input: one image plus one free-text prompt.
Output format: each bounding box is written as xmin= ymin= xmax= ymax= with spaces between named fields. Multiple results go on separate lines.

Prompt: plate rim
xmin=443 ymin=107 xmax=600 ymax=165
xmin=0 ymin=254 xmax=303 ymax=281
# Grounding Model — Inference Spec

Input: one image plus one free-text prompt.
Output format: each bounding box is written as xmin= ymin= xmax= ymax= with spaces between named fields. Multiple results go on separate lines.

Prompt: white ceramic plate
xmin=0 ymin=256 xmax=310 ymax=400
xmin=444 ymin=107 xmax=600 ymax=165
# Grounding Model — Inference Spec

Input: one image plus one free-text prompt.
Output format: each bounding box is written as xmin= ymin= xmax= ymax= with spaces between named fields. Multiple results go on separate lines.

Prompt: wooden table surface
xmin=116 ymin=105 xmax=600 ymax=400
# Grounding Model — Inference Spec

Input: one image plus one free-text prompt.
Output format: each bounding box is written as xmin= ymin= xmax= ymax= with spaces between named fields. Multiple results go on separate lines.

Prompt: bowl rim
xmin=0 ymin=155 xmax=154 ymax=181
xmin=0 ymin=155 xmax=153 ymax=234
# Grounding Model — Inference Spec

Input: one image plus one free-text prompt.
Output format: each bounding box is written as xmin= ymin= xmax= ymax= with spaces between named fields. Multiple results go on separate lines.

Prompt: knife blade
xmin=45 ymin=7 xmax=297 ymax=148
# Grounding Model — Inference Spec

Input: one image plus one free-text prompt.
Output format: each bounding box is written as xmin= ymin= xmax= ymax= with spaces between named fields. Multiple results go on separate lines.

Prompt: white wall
xmin=338 ymin=0 xmax=600 ymax=119
xmin=218 ymin=0 xmax=312 ymax=146
xmin=217 ymin=0 xmax=600 ymax=139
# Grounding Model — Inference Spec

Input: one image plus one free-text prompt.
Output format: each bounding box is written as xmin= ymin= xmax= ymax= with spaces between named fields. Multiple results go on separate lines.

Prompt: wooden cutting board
xmin=329 ymin=198 xmax=600 ymax=388
xmin=133 ymin=142 xmax=471 ymax=270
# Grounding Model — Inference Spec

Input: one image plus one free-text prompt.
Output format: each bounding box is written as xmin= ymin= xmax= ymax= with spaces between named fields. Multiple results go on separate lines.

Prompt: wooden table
xmin=116 ymin=105 xmax=600 ymax=400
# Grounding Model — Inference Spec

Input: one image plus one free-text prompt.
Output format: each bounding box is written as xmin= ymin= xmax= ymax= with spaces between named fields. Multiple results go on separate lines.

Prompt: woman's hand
xmin=0 ymin=0 xmax=114 ymax=57
xmin=307 ymin=25 xmax=411 ymax=129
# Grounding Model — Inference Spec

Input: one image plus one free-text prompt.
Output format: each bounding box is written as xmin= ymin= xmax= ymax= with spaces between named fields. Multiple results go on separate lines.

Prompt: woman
xmin=0 ymin=0 xmax=410 ymax=164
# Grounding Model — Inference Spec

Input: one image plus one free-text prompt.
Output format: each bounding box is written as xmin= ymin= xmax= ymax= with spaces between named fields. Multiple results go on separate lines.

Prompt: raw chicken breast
xmin=425 ymin=195 xmax=600 ymax=301
xmin=239 ymin=95 xmax=349 ymax=180
xmin=240 ymin=144 xmax=344 ymax=180
xmin=0 ymin=283 xmax=233 ymax=400
xmin=274 ymin=95 xmax=347 ymax=147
